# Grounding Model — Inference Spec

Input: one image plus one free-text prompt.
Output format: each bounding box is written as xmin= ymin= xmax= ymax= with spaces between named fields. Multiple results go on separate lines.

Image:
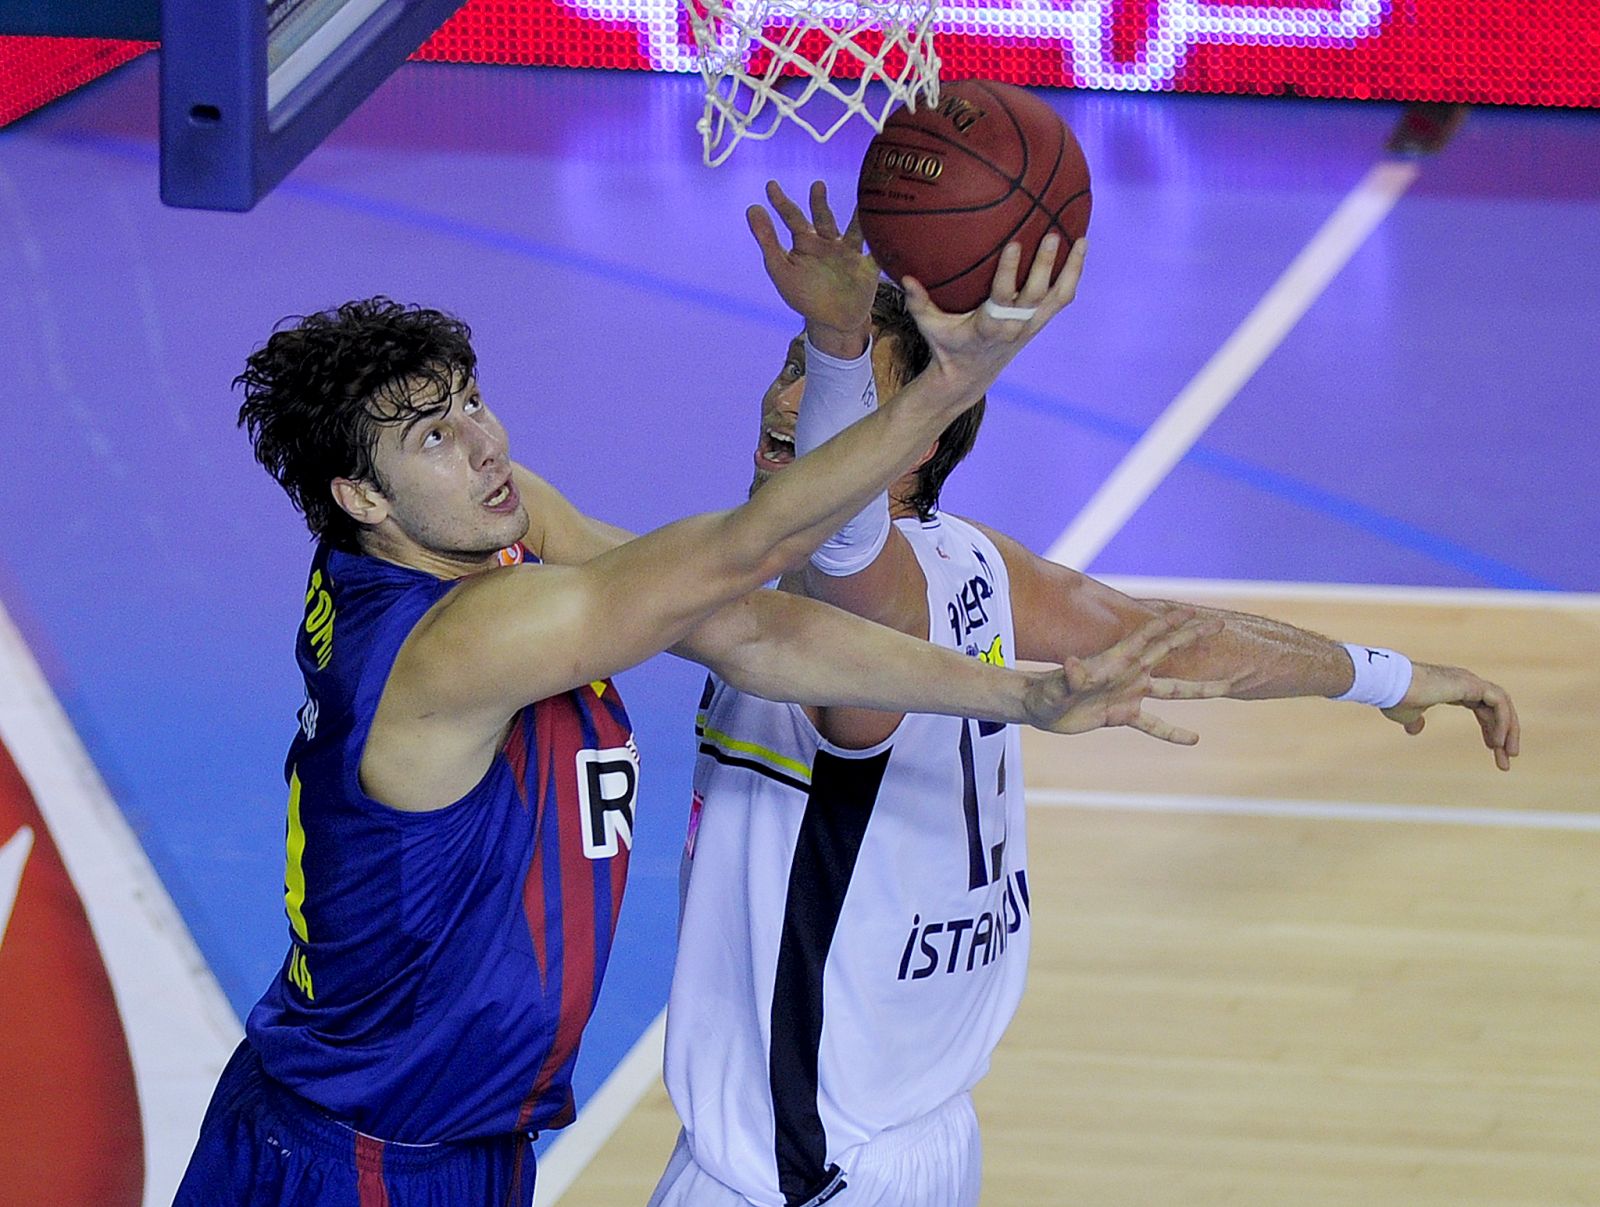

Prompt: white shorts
xmin=648 ymin=1094 xmax=982 ymax=1207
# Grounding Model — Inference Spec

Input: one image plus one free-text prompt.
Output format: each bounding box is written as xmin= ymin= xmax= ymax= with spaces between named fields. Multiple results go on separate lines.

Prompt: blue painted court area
xmin=1 ymin=53 xmax=1596 ymax=1162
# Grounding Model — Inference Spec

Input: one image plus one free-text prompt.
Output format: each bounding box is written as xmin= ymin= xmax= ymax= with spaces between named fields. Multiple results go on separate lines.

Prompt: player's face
xmin=362 ymin=374 xmax=530 ymax=572
xmin=750 ymin=333 xmax=902 ymax=497
xmin=751 ymin=336 xmax=806 ymax=493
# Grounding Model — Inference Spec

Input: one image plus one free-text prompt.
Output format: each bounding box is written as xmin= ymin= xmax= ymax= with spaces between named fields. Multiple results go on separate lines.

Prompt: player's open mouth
xmin=483 ymin=481 xmax=518 ymax=511
xmin=756 ymin=427 xmax=795 ymax=471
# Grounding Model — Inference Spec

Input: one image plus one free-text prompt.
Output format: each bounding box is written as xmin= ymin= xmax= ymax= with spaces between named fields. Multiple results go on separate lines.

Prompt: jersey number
xmin=958 ymin=719 xmax=1007 ymax=890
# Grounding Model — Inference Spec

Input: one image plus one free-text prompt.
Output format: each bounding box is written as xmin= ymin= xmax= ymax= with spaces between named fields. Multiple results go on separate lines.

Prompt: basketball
xmin=856 ymin=79 xmax=1092 ymax=314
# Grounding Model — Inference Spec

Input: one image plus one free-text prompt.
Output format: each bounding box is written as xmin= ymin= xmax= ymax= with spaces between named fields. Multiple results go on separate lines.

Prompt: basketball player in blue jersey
xmin=647 ymin=182 xmax=1522 ymax=1207
xmin=174 ymin=225 xmax=1247 ymax=1205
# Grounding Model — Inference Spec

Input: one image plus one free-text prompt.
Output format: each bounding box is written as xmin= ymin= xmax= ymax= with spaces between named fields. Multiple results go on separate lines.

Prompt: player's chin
xmin=486 ymin=506 xmax=531 ymax=547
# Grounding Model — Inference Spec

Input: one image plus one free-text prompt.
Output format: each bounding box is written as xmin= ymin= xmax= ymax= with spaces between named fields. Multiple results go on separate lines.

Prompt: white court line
xmin=1097 ymin=574 xmax=1600 ymax=612
xmin=1028 ymin=788 xmax=1600 ymax=832
xmin=541 ymin=160 xmax=1428 ymax=1200
xmin=0 ymin=603 xmax=242 ymax=1207
xmin=1045 ymin=160 xmax=1421 ymax=571
xmin=535 ymin=1010 xmax=668 ymax=1206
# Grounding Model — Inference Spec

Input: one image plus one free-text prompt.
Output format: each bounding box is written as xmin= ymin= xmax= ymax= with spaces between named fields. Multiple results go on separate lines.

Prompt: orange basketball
xmin=857 ymin=79 xmax=1093 ymax=314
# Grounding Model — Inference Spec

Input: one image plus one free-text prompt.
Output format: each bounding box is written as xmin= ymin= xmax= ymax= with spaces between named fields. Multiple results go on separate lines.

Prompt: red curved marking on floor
xmin=0 ymin=738 xmax=143 ymax=1205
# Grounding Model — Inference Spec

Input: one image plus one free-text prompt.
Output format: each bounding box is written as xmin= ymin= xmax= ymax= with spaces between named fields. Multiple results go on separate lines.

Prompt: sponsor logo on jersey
xmin=895 ymin=870 xmax=1031 ymax=981
xmin=577 ymin=741 xmax=640 ymax=860
xmin=297 ymin=691 xmax=319 ymax=740
xmin=685 ymin=789 xmax=705 ymax=860
xmin=303 ymin=568 xmax=336 ymax=670
xmin=946 ymin=566 xmax=995 ymax=647
xmin=497 ymin=543 xmax=527 ymax=566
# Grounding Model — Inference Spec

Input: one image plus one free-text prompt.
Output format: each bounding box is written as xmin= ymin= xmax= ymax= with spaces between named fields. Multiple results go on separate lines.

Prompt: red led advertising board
xmin=419 ymin=0 xmax=1600 ymax=107
xmin=2 ymin=2 xmax=1596 ymax=145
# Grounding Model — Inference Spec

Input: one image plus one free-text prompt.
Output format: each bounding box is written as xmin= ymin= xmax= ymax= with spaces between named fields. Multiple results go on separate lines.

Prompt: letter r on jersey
xmin=577 ymin=747 xmax=639 ymax=860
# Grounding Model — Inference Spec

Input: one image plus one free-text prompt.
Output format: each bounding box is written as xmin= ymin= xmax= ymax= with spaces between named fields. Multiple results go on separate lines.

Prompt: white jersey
xmin=663 ymin=513 xmax=1031 ymax=1207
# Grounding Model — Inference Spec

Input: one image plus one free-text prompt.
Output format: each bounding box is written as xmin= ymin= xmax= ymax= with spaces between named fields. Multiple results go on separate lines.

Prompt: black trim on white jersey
xmin=697 ymin=742 xmax=810 ymax=794
xmin=768 ymin=747 xmax=892 ymax=1206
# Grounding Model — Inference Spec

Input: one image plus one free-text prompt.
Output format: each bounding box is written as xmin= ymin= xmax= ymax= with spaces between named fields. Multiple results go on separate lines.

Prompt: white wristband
xmin=798 ymin=337 xmax=891 ymax=577
xmin=1335 ymin=644 xmax=1413 ymax=708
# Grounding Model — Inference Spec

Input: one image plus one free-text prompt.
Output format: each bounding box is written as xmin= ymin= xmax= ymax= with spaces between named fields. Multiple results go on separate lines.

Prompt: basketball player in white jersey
xmin=649 ymin=182 xmax=1520 ymax=1207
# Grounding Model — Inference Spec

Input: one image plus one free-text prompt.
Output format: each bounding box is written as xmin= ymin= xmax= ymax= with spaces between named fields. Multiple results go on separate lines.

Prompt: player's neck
xmin=356 ymin=529 xmax=500 ymax=580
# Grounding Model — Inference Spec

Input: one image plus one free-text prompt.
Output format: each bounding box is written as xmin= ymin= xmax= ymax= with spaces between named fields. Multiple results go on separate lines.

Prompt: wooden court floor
xmin=560 ymin=585 xmax=1600 ymax=1206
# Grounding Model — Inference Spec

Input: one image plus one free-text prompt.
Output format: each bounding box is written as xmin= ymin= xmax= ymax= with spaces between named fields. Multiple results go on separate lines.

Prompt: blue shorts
xmin=175 ymin=1041 xmax=536 ymax=1207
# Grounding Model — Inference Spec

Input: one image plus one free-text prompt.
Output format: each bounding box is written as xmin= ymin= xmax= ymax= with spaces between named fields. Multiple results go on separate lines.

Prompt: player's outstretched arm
xmin=497 ymin=467 xmax=1225 ymax=740
xmin=747 ymin=178 xmax=928 ymax=639
xmin=747 ymin=181 xmax=1096 ymax=748
xmin=682 ymin=589 xmax=1231 ymax=740
xmin=747 ymin=179 xmax=878 ymax=360
xmin=750 ymin=177 xmax=1089 ymax=432
xmin=971 ymin=519 xmax=1520 ymax=770
xmin=418 ymin=234 xmax=1089 ymax=709
xmin=392 ymin=354 xmax=1015 ymax=729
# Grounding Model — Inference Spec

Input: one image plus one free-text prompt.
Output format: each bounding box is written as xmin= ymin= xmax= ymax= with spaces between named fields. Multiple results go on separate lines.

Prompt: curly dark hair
xmin=236 ymin=297 xmax=477 ymax=551
xmin=870 ymin=283 xmax=986 ymax=521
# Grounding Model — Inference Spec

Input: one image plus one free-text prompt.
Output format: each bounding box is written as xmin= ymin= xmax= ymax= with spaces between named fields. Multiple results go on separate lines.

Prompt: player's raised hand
xmin=1380 ymin=663 xmax=1521 ymax=771
xmin=747 ymin=180 xmax=880 ymax=338
xmin=1024 ymin=608 xmax=1235 ymax=743
xmin=900 ymin=235 xmax=1087 ymax=393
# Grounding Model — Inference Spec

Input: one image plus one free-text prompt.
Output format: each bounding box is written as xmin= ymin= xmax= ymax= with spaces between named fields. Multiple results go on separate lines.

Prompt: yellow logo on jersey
xmin=284 ymin=769 xmax=315 ymax=1000
xmin=288 ymin=946 xmax=315 ymax=1000
xmin=304 ymin=569 xmax=335 ymax=670
xmin=978 ymin=635 xmax=1005 ymax=667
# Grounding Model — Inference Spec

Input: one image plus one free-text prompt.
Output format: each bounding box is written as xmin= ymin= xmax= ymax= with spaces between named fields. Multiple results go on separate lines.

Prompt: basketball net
xmin=686 ymin=0 xmax=941 ymax=167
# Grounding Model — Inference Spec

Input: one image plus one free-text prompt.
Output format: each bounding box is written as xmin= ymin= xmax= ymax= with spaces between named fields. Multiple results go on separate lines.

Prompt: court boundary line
xmin=539 ymin=158 xmax=1428 ymax=1202
xmin=1045 ymin=159 xmax=1420 ymax=571
xmin=1028 ymin=788 xmax=1600 ymax=831
xmin=1097 ymin=574 xmax=1600 ymax=611
xmin=0 ymin=601 xmax=242 ymax=1207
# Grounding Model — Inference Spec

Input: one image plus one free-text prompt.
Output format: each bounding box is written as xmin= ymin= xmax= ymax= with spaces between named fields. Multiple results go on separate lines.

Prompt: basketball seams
xmin=860 ymin=104 xmax=1078 ymax=227
xmin=858 ymin=80 xmax=1092 ymax=310
xmin=919 ymin=82 xmax=1067 ymax=298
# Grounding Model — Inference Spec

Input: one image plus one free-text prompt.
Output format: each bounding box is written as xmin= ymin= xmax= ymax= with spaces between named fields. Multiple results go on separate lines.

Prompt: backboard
xmin=159 ymin=0 xmax=467 ymax=210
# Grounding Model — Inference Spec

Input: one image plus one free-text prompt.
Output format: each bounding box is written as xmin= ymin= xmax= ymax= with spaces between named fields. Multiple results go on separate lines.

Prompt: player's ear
xmin=912 ymin=438 xmax=940 ymax=471
xmin=331 ymin=476 xmax=389 ymax=526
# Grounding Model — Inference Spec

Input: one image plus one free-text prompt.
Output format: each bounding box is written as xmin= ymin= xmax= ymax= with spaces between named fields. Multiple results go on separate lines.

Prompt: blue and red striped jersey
xmin=247 ymin=542 xmax=637 ymax=1143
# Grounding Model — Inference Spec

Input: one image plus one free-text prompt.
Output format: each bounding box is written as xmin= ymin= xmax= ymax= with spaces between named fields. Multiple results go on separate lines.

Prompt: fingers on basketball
xmin=899 ymin=275 xmax=938 ymax=321
xmin=1019 ymin=233 xmax=1062 ymax=301
xmin=1052 ymin=237 xmax=1089 ymax=304
xmin=989 ymin=242 xmax=1025 ymax=305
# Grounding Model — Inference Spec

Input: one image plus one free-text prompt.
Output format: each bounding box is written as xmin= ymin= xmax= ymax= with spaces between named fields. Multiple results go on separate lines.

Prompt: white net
xmin=687 ymin=0 xmax=941 ymax=166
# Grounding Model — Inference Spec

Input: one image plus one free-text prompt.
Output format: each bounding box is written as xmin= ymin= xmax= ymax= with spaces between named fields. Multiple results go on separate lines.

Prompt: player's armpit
xmin=800 ymin=525 xmax=930 ymax=638
xmin=964 ymin=518 xmax=1159 ymax=662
